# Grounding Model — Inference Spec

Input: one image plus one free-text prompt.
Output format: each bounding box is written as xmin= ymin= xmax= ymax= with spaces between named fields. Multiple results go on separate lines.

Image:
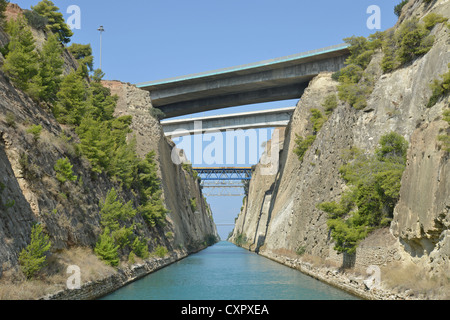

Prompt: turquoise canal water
xmin=100 ymin=241 xmax=358 ymax=300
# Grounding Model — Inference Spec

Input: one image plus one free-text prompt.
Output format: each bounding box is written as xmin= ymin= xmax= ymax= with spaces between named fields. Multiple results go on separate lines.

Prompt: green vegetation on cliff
xmin=1 ymin=1 xmax=170 ymax=270
xmin=2 ymin=16 xmax=39 ymax=92
xmin=68 ymin=43 xmax=94 ymax=72
xmin=0 ymin=0 xmax=9 ymax=24
xmin=333 ymin=12 xmax=444 ymax=110
xmin=318 ymin=132 xmax=409 ymax=254
xmin=428 ymin=63 xmax=450 ymax=108
xmin=31 ymin=0 xmax=73 ymax=44
xmin=54 ymin=157 xmax=77 ymax=184
xmin=96 ymin=188 xmax=140 ymax=266
xmin=332 ymin=34 xmax=381 ymax=110
xmin=439 ymin=108 xmax=450 ymax=152
xmin=18 ymin=224 xmax=52 ymax=279
xmin=381 ymin=18 xmax=435 ymax=73
xmin=293 ymin=108 xmax=328 ymax=162
xmin=394 ymin=0 xmax=409 ymax=17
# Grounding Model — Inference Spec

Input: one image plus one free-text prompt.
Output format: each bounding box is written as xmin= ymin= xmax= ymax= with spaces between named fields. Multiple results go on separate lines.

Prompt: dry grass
xmin=0 ymin=247 xmax=116 ymax=300
xmin=381 ymin=261 xmax=450 ymax=299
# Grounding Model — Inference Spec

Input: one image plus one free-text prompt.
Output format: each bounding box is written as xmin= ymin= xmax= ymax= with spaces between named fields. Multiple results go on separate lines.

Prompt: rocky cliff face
xmin=103 ymin=80 xmax=218 ymax=251
xmin=0 ymin=4 xmax=217 ymax=291
xmin=231 ymin=0 xmax=449 ymax=298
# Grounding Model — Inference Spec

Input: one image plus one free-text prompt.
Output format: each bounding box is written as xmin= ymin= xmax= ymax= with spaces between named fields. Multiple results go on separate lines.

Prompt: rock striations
xmin=0 ymin=3 xmax=217 ymax=300
xmin=230 ymin=0 xmax=449 ymax=300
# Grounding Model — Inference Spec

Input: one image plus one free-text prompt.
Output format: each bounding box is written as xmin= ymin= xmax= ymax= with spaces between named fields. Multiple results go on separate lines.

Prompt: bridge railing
xmin=136 ymin=43 xmax=350 ymax=88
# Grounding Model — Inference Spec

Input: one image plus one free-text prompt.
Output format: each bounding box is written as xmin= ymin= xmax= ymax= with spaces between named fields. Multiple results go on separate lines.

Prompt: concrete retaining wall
xmin=41 ymin=251 xmax=188 ymax=300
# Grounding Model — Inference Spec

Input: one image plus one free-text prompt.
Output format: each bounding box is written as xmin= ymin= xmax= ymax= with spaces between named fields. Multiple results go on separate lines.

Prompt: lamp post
xmin=97 ymin=26 xmax=105 ymax=70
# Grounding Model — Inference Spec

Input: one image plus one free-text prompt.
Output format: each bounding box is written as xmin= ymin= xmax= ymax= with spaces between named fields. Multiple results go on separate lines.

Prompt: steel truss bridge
xmin=193 ymin=167 xmax=252 ymax=197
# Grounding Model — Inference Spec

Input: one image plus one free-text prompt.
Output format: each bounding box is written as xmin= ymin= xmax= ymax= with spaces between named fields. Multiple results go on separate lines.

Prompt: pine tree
xmin=29 ymin=33 xmax=64 ymax=103
xmin=99 ymin=188 xmax=136 ymax=231
xmin=31 ymin=0 xmax=73 ymax=44
xmin=19 ymin=224 xmax=52 ymax=279
xmin=86 ymin=69 xmax=118 ymax=121
xmin=94 ymin=227 xmax=119 ymax=267
xmin=68 ymin=43 xmax=94 ymax=71
xmin=75 ymin=117 xmax=113 ymax=173
xmin=54 ymin=70 xmax=87 ymax=125
xmin=0 ymin=0 xmax=9 ymax=24
xmin=54 ymin=157 xmax=77 ymax=183
xmin=2 ymin=16 xmax=38 ymax=91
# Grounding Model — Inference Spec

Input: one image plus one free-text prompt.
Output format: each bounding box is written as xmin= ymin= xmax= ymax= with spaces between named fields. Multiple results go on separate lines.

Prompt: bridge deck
xmin=161 ymin=106 xmax=296 ymax=136
xmin=137 ymin=44 xmax=349 ymax=118
xmin=137 ymin=44 xmax=349 ymax=88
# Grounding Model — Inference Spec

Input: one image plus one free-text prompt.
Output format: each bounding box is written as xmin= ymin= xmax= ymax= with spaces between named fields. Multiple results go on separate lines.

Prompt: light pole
xmin=97 ymin=26 xmax=105 ymax=70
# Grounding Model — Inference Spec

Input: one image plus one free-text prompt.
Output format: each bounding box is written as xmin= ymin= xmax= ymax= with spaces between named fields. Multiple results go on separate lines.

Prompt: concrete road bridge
xmin=160 ymin=106 xmax=296 ymax=137
xmin=136 ymin=44 xmax=349 ymax=119
xmin=138 ymin=44 xmax=349 ymax=196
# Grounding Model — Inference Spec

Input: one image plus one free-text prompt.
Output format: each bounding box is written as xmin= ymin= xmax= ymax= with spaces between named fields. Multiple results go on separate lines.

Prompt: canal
xmin=101 ymin=242 xmax=358 ymax=300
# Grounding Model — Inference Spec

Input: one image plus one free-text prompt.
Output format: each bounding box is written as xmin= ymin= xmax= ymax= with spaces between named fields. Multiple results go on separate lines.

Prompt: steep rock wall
xmin=103 ymin=81 xmax=218 ymax=250
xmin=231 ymin=0 xmax=449 ymax=296
xmin=0 ymin=11 xmax=217 ymax=278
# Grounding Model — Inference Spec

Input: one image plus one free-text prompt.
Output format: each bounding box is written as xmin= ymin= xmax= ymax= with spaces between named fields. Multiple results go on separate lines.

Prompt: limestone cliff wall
xmin=0 ymin=6 xmax=217 ymax=278
xmin=103 ymin=80 xmax=218 ymax=250
xmin=231 ymin=0 xmax=449 ymax=297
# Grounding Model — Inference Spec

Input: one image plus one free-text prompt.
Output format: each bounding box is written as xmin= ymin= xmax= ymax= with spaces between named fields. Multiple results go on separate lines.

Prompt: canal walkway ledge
xmin=39 ymin=250 xmax=191 ymax=300
xmin=259 ymin=251 xmax=413 ymax=301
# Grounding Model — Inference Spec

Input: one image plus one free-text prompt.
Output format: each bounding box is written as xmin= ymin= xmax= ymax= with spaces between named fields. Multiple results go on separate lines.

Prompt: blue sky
xmin=14 ymin=0 xmax=400 ymax=239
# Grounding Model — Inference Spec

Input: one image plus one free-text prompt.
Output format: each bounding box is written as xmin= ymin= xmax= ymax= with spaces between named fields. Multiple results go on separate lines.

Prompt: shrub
xmin=182 ymin=162 xmax=199 ymax=180
xmin=190 ymin=197 xmax=197 ymax=212
xmin=438 ymin=135 xmax=450 ymax=152
xmin=26 ymin=124 xmax=43 ymax=141
xmin=23 ymin=10 xmax=48 ymax=30
xmin=438 ymin=108 xmax=450 ymax=152
xmin=333 ymin=36 xmax=378 ymax=109
xmin=154 ymin=245 xmax=168 ymax=258
xmin=376 ymin=131 xmax=409 ymax=163
xmin=0 ymin=182 xmax=15 ymax=210
xmin=293 ymin=134 xmax=316 ymax=162
xmin=443 ymin=109 xmax=450 ymax=125
xmin=396 ymin=21 xmax=434 ymax=65
xmin=343 ymin=36 xmax=374 ymax=69
xmin=137 ymin=152 xmax=168 ymax=227
xmin=19 ymin=224 xmax=52 ymax=279
xmin=54 ymin=157 xmax=77 ymax=183
xmin=382 ymin=18 xmax=434 ymax=73
xmin=318 ymin=132 xmax=408 ymax=254
xmin=5 ymin=112 xmax=17 ymax=128
xmin=296 ymin=246 xmax=306 ymax=256
xmin=234 ymin=232 xmax=248 ymax=247
xmin=427 ymin=64 xmax=450 ymax=108
xmin=423 ymin=13 xmax=448 ymax=30
xmin=310 ymin=109 xmax=327 ymax=133
xmin=338 ymin=81 xmax=372 ymax=110
xmin=322 ymin=94 xmax=338 ymax=116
